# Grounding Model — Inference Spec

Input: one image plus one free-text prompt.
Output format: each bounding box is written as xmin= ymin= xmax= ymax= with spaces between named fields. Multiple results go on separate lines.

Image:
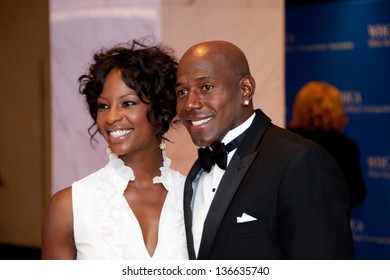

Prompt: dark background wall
xmin=0 ymin=0 xmax=50 ymax=259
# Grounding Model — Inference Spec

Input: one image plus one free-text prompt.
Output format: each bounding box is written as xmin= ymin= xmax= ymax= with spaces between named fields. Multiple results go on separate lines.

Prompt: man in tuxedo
xmin=175 ymin=40 xmax=355 ymax=259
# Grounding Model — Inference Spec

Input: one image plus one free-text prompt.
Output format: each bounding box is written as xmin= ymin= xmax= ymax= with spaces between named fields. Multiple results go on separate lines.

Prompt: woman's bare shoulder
xmin=42 ymin=186 xmax=75 ymax=259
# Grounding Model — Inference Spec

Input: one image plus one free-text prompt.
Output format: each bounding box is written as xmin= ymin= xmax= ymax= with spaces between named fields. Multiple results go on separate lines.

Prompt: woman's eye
xmin=123 ymin=101 xmax=135 ymax=107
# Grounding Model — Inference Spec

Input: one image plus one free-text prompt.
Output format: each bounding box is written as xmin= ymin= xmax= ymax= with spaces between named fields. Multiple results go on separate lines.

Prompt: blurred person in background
xmin=288 ymin=80 xmax=367 ymax=208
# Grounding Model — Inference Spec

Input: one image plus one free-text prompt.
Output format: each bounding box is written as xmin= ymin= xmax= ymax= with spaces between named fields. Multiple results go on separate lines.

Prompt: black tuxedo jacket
xmin=184 ymin=109 xmax=355 ymax=259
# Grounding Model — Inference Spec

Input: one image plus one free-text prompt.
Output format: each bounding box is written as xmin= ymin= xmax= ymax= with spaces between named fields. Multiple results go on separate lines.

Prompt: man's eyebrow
xmin=195 ymin=76 xmax=214 ymax=81
xmin=176 ymin=76 xmax=216 ymax=88
xmin=175 ymin=82 xmax=184 ymax=88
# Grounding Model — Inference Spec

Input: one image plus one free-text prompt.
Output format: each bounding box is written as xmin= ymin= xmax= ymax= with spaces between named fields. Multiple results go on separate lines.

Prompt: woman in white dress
xmin=42 ymin=40 xmax=188 ymax=260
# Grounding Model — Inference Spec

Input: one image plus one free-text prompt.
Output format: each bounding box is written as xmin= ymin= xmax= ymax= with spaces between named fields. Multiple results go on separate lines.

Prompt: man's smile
xmin=190 ymin=117 xmax=212 ymax=127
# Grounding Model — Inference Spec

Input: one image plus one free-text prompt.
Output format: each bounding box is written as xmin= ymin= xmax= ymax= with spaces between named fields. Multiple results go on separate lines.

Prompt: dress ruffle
xmin=95 ymin=151 xmax=184 ymax=259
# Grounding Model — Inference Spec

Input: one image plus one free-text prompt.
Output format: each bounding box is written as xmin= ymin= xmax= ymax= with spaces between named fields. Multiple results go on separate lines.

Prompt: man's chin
xmin=190 ymin=136 xmax=214 ymax=148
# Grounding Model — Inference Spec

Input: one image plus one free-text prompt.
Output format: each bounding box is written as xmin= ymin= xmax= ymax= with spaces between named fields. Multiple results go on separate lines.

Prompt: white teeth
xmin=191 ymin=117 xmax=212 ymax=127
xmin=109 ymin=129 xmax=132 ymax=138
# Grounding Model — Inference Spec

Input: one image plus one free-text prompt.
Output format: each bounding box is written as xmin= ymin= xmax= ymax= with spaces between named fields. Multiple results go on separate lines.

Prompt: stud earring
xmin=159 ymin=139 xmax=167 ymax=150
xmin=106 ymin=147 xmax=112 ymax=154
xmin=243 ymin=99 xmax=250 ymax=106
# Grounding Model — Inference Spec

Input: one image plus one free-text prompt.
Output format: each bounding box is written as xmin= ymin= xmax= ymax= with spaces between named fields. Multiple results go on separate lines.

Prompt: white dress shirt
xmin=192 ymin=113 xmax=255 ymax=256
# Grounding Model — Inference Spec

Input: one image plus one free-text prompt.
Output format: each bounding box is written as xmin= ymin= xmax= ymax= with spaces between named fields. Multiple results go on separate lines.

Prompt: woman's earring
xmin=106 ymin=146 xmax=112 ymax=154
xmin=159 ymin=139 xmax=166 ymax=150
xmin=243 ymin=99 xmax=250 ymax=106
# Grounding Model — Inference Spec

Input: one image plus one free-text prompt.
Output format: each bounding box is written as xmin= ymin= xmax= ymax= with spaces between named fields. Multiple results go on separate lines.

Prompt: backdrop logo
xmin=341 ymin=89 xmax=390 ymax=114
xmin=351 ymin=219 xmax=365 ymax=234
xmin=367 ymin=155 xmax=390 ymax=180
xmin=285 ymin=32 xmax=354 ymax=52
xmin=340 ymin=90 xmax=365 ymax=114
xmin=367 ymin=23 xmax=390 ymax=48
xmin=340 ymin=90 xmax=363 ymax=106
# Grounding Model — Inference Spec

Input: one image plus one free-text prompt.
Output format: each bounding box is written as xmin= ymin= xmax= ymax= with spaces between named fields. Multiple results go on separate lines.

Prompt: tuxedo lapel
xmin=183 ymin=161 xmax=202 ymax=260
xmin=197 ymin=109 xmax=271 ymax=259
xmin=197 ymin=151 xmax=257 ymax=259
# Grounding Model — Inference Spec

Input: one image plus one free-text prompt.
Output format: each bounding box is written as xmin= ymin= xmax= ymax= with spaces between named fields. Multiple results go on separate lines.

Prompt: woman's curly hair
xmin=78 ymin=39 xmax=178 ymax=143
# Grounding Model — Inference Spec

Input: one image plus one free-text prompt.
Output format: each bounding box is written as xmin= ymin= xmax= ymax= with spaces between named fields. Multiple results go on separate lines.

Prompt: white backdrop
xmin=50 ymin=0 xmax=161 ymax=193
xmin=50 ymin=0 xmax=284 ymax=194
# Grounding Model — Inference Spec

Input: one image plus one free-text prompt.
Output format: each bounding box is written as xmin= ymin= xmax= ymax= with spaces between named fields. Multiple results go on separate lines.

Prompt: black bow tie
xmin=197 ymin=133 xmax=246 ymax=173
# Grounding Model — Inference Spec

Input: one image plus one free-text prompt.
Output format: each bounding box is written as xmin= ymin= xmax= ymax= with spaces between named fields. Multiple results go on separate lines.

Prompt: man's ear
xmin=240 ymin=75 xmax=255 ymax=106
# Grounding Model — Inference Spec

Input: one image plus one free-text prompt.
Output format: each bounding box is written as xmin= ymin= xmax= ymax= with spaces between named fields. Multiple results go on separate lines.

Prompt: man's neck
xmin=221 ymin=112 xmax=256 ymax=145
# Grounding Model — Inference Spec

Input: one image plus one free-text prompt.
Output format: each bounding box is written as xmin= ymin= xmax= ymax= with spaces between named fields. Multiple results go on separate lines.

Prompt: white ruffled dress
xmin=72 ymin=152 xmax=188 ymax=259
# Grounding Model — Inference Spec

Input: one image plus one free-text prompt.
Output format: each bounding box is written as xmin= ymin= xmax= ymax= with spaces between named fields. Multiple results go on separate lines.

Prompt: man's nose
xmin=183 ymin=90 xmax=202 ymax=111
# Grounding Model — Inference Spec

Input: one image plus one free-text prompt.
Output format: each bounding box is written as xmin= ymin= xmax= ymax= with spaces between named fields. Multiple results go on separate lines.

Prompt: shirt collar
xmin=221 ymin=112 xmax=256 ymax=145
